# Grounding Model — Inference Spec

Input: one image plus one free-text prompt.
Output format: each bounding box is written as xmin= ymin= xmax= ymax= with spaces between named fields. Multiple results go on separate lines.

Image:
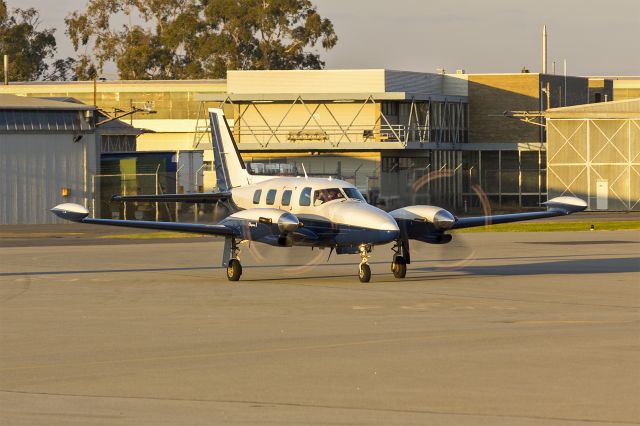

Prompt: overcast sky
xmin=9 ymin=0 xmax=640 ymax=78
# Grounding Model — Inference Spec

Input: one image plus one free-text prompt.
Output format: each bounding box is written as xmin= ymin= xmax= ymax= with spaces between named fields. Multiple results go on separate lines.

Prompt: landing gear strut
xmin=358 ymin=244 xmax=372 ymax=283
xmin=226 ymin=238 xmax=242 ymax=281
xmin=391 ymin=240 xmax=407 ymax=279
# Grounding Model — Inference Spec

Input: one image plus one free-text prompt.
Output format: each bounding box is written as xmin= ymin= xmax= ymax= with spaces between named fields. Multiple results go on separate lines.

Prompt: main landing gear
xmin=226 ymin=238 xmax=242 ymax=281
xmin=391 ymin=240 xmax=407 ymax=279
xmin=358 ymin=244 xmax=372 ymax=283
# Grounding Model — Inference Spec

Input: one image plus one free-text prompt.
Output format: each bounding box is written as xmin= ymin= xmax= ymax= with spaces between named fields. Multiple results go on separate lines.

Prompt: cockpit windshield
xmin=314 ymin=188 xmax=345 ymax=205
xmin=313 ymin=187 xmax=366 ymax=205
xmin=343 ymin=187 xmax=366 ymax=201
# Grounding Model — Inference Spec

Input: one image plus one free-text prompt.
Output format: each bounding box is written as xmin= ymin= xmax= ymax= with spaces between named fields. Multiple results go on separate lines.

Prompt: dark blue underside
xmin=220 ymin=215 xmax=399 ymax=248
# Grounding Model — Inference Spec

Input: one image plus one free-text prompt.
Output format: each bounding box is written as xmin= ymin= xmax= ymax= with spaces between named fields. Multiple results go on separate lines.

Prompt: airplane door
xmin=596 ymin=180 xmax=608 ymax=210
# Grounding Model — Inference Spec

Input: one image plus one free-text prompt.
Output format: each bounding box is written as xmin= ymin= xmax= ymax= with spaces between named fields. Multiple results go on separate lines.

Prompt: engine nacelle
xmin=227 ymin=208 xmax=300 ymax=232
xmin=388 ymin=205 xmax=456 ymax=230
xmin=222 ymin=208 xmax=300 ymax=246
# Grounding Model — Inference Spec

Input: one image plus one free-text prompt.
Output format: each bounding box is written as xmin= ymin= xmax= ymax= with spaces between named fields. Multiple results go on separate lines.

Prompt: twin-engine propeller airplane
xmin=52 ymin=108 xmax=587 ymax=282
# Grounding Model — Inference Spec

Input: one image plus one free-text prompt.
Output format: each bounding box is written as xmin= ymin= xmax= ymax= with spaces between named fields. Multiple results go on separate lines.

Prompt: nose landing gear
xmin=226 ymin=237 xmax=242 ymax=281
xmin=391 ymin=240 xmax=407 ymax=279
xmin=358 ymin=244 xmax=372 ymax=283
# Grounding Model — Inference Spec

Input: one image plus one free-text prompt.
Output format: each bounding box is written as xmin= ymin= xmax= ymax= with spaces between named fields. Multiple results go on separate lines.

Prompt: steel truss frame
xmin=192 ymin=96 xmax=468 ymax=149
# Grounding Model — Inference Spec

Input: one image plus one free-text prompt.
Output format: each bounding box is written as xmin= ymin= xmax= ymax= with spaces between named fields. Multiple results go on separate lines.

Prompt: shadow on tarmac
xmin=2 ymin=256 xmax=638 ymax=278
xmin=519 ymin=240 xmax=638 ymax=246
xmin=416 ymin=257 xmax=640 ymax=276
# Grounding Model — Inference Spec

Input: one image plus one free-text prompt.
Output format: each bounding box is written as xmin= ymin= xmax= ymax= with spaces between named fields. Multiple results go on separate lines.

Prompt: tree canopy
xmin=0 ymin=0 xmax=74 ymax=81
xmin=66 ymin=0 xmax=338 ymax=80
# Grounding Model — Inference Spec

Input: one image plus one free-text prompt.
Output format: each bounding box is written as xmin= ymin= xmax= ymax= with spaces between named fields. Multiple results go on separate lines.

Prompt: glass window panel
xmin=522 ymin=195 xmax=541 ymax=207
xmin=299 ymin=187 xmax=311 ymax=206
xmin=266 ymin=189 xmax=277 ymax=205
xmin=501 ymin=151 xmax=519 ymax=170
xmin=501 ymin=170 xmax=519 ymax=193
xmin=501 ymin=195 xmax=520 ymax=208
xmin=343 ymin=187 xmax=365 ymax=201
xmin=253 ymin=189 xmax=262 ymax=204
xmin=281 ymin=190 xmax=292 ymax=206
xmin=521 ymin=171 xmax=539 ymax=193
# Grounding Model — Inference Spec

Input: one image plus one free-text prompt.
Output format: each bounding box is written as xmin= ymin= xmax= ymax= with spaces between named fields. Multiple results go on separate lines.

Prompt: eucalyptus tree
xmin=65 ymin=0 xmax=338 ymax=79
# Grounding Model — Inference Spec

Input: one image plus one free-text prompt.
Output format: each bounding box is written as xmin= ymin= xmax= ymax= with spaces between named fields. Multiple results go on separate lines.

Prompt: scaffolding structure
xmin=192 ymin=95 xmax=468 ymax=150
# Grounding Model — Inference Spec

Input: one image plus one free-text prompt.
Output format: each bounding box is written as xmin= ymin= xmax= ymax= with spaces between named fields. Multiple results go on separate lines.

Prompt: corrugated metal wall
xmin=384 ymin=71 xmax=443 ymax=95
xmin=0 ymin=133 xmax=98 ymax=224
xmin=547 ymin=119 xmax=640 ymax=211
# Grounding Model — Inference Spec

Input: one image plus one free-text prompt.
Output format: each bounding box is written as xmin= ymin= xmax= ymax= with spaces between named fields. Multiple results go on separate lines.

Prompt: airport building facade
xmin=1 ymin=70 xmax=636 ymax=223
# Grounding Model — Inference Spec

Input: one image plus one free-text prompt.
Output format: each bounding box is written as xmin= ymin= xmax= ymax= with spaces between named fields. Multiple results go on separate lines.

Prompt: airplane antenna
xmin=301 ymin=163 xmax=308 ymax=180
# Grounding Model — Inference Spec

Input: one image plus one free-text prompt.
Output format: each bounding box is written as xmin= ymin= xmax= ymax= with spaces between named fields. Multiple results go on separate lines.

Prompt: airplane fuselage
xmin=220 ymin=176 xmax=400 ymax=250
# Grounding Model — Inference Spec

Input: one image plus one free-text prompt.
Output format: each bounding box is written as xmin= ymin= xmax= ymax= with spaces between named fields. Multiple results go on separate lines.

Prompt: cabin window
xmin=253 ymin=189 xmax=262 ymax=204
xmin=281 ymin=190 xmax=292 ymax=206
xmin=343 ymin=188 xmax=366 ymax=201
xmin=314 ymin=188 xmax=345 ymax=205
xmin=266 ymin=189 xmax=277 ymax=205
xmin=299 ymin=187 xmax=312 ymax=206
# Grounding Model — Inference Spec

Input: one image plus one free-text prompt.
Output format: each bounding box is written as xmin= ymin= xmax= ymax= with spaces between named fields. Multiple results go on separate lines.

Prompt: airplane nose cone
xmin=376 ymin=214 xmax=401 ymax=232
xmin=328 ymin=202 xmax=400 ymax=244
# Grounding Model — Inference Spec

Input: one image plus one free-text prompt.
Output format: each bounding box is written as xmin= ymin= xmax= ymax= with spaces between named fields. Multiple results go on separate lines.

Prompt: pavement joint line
xmin=0 ymin=389 xmax=636 ymax=425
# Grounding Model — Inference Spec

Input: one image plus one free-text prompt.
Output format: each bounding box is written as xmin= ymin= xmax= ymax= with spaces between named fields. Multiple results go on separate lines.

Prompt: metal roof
xmin=194 ymin=92 xmax=466 ymax=103
xmin=545 ymin=98 xmax=640 ymax=118
xmin=96 ymin=111 xmax=145 ymax=136
xmin=4 ymin=79 xmax=225 ymax=86
xmin=0 ymin=94 xmax=95 ymax=111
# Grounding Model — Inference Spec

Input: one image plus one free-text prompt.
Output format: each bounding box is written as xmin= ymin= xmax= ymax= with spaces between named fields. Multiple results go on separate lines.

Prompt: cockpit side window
xmin=266 ymin=189 xmax=277 ymax=205
xmin=299 ymin=187 xmax=312 ymax=206
xmin=253 ymin=189 xmax=262 ymax=204
xmin=343 ymin=187 xmax=366 ymax=201
xmin=313 ymin=188 xmax=345 ymax=205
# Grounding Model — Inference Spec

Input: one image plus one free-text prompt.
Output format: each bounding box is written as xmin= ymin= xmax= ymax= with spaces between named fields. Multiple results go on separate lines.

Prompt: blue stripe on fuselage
xmin=221 ymin=214 xmax=399 ymax=248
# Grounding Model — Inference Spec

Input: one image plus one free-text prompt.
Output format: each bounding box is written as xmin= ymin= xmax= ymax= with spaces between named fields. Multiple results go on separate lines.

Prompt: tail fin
xmin=209 ymin=108 xmax=251 ymax=190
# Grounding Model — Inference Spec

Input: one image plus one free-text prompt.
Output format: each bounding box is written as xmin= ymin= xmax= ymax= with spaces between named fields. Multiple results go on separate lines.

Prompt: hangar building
xmin=0 ymin=94 xmax=97 ymax=224
xmin=546 ymin=98 xmax=640 ymax=211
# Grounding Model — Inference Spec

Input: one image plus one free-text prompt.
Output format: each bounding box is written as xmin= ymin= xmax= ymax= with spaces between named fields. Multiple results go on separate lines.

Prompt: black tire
xmin=227 ymin=259 xmax=242 ymax=281
xmin=358 ymin=263 xmax=371 ymax=283
xmin=393 ymin=256 xmax=407 ymax=279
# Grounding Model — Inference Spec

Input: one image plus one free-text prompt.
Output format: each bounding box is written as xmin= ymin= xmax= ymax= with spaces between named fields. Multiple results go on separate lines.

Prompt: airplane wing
xmin=452 ymin=196 xmax=588 ymax=229
xmin=50 ymin=203 xmax=238 ymax=237
xmin=112 ymin=191 xmax=231 ymax=204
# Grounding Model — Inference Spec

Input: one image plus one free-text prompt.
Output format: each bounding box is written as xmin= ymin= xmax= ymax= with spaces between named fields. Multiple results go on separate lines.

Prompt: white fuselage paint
xmin=229 ymin=176 xmax=399 ymax=234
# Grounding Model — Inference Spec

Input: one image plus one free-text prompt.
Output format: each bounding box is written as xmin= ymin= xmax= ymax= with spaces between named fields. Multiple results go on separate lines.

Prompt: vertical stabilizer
xmin=209 ymin=108 xmax=251 ymax=190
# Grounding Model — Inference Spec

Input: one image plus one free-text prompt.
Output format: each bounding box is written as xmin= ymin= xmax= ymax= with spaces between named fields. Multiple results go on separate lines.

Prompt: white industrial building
xmin=0 ymin=94 xmax=98 ymax=224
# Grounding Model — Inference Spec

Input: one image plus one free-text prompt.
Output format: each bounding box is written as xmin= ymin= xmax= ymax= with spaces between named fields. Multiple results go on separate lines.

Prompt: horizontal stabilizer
xmin=112 ymin=192 xmax=231 ymax=204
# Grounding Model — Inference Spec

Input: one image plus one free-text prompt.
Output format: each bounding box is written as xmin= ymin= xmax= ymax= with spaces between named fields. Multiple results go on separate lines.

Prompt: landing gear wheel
xmin=358 ymin=263 xmax=371 ymax=283
xmin=392 ymin=256 xmax=407 ymax=279
xmin=227 ymin=259 xmax=242 ymax=281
